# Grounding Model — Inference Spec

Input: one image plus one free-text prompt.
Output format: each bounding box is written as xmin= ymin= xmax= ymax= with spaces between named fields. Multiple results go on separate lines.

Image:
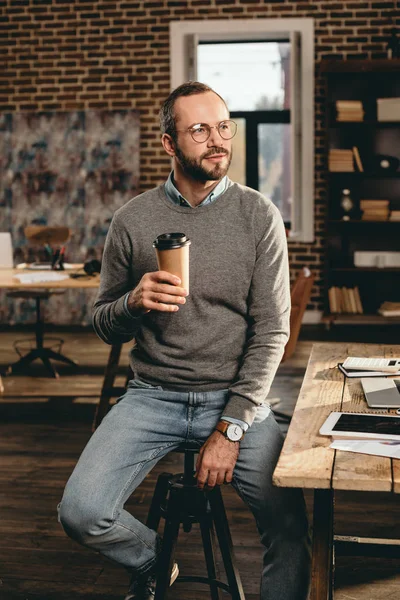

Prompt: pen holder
xmin=51 ymin=251 xmax=65 ymax=270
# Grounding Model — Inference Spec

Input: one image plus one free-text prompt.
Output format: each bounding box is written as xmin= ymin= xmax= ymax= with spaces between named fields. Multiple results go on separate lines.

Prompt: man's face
xmin=172 ymin=92 xmax=233 ymax=182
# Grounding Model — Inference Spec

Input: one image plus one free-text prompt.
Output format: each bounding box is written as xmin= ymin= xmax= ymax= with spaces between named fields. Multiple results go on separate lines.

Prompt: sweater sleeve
xmin=222 ymin=203 xmax=290 ymax=427
xmin=92 ymin=214 xmax=142 ymax=345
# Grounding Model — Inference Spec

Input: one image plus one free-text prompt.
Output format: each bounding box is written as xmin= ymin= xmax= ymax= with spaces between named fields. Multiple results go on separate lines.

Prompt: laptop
xmin=0 ymin=233 xmax=13 ymax=268
xmin=361 ymin=377 xmax=400 ymax=408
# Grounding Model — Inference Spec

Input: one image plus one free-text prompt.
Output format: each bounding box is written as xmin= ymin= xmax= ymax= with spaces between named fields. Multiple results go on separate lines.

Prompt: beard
xmin=173 ymin=142 xmax=232 ymax=182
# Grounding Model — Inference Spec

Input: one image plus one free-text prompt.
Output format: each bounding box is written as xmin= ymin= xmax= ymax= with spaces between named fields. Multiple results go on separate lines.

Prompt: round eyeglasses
xmin=177 ymin=120 xmax=237 ymax=143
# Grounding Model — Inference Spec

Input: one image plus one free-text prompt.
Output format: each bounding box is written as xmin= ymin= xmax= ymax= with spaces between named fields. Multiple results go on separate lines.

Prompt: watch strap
xmin=215 ymin=420 xmax=244 ymax=441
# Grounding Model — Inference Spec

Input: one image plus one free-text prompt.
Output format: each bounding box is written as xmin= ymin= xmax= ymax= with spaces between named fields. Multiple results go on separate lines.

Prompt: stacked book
xmin=335 ymin=100 xmax=364 ymax=122
xmin=378 ymin=301 xmax=400 ymax=317
xmin=389 ymin=210 xmax=400 ymax=221
xmin=328 ymin=286 xmax=363 ymax=314
xmin=328 ymin=149 xmax=354 ymax=172
xmin=360 ymin=199 xmax=390 ymax=221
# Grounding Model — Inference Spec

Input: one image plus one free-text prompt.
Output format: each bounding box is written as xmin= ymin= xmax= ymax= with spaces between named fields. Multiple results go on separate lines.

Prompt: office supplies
xmin=13 ymin=272 xmax=69 ymax=284
xmin=361 ymin=377 xmax=400 ymax=408
xmin=319 ymin=411 xmax=400 ymax=441
xmin=330 ymin=439 xmax=400 ymax=460
xmin=338 ymin=363 xmax=400 ymax=378
xmin=342 ymin=356 xmax=400 ymax=373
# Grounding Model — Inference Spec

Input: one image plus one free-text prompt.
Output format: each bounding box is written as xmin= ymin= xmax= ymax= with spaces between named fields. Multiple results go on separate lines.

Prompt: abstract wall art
xmin=0 ymin=109 xmax=140 ymax=325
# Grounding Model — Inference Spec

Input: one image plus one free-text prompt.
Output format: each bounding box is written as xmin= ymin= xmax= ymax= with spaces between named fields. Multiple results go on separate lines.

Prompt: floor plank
xmin=0 ymin=332 xmax=399 ymax=599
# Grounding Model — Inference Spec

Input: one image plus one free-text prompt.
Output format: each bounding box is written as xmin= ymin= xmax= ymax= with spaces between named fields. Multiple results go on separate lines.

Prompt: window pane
xmin=197 ymin=41 xmax=290 ymax=111
xmin=228 ymin=118 xmax=245 ymax=186
xmin=258 ymin=124 xmax=291 ymax=223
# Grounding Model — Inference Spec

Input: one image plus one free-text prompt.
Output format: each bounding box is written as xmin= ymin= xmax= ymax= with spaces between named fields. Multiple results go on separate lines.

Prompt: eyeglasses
xmin=176 ymin=120 xmax=237 ymax=143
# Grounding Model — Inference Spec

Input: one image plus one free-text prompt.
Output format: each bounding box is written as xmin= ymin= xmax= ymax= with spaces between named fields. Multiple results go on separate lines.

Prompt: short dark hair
xmin=159 ymin=81 xmax=227 ymax=140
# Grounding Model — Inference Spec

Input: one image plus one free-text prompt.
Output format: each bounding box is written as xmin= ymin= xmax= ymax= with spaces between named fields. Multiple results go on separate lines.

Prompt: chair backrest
xmin=24 ymin=226 xmax=71 ymax=246
xmin=282 ymin=267 xmax=315 ymax=362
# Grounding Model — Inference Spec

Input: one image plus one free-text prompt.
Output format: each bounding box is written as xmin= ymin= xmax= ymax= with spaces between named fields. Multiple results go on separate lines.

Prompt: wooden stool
xmin=146 ymin=442 xmax=246 ymax=600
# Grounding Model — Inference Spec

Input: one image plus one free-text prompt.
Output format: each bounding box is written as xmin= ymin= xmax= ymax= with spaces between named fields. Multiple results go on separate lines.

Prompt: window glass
xmin=258 ymin=123 xmax=292 ymax=222
xmin=197 ymin=41 xmax=291 ymax=111
xmin=228 ymin=118 xmax=246 ymax=186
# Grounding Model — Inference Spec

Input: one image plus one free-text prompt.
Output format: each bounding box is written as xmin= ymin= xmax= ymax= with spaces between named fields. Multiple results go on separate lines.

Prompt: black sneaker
xmin=125 ymin=562 xmax=179 ymax=600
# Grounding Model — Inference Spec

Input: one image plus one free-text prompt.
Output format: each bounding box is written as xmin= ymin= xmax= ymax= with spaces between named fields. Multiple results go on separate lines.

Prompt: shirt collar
xmin=164 ymin=171 xmax=228 ymax=208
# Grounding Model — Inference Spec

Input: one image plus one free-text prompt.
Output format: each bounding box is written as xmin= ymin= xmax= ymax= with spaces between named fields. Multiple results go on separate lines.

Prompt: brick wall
xmin=1 ymin=0 xmax=398 ymax=312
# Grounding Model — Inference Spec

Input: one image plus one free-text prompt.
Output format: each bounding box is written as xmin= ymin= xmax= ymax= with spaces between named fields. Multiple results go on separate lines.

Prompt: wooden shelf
xmin=323 ymin=314 xmax=400 ymax=325
xmin=331 ymin=267 xmax=400 ymax=272
xmin=330 ymin=121 xmax=400 ymax=127
xmin=320 ymin=59 xmax=400 ymax=73
xmin=329 ymin=220 xmax=400 ymax=224
xmin=328 ymin=172 xmax=400 ymax=178
xmin=323 ymin=61 xmax=400 ymax=326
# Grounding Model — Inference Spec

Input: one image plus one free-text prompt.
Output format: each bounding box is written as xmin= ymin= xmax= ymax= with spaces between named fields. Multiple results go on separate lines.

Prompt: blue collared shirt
xmin=164 ymin=171 xmax=228 ymax=208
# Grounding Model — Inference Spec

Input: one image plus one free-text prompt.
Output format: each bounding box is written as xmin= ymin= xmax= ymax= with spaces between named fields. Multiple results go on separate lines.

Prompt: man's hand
xmin=195 ymin=431 xmax=239 ymax=490
xmin=127 ymin=271 xmax=188 ymax=315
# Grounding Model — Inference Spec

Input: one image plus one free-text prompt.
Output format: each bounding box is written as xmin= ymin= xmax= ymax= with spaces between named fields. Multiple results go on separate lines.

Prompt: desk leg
xmin=92 ymin=343 xmax=122 ymax=431
xmin=311 ymin=489 xmax=334 ymax=600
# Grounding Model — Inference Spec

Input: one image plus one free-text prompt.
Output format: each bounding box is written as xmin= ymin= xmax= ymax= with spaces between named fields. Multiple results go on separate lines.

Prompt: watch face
xmin=227 ymin=423 xmax=243 ymax=441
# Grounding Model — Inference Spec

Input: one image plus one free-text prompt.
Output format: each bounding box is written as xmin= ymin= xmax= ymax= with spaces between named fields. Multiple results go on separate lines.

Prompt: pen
xmin=44 ymin=244 xmax=53 ymax=260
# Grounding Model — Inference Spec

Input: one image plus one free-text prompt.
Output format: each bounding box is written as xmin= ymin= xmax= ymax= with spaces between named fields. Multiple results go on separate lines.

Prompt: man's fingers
xmin=216 ymin=471 xmax=226 ymax=486
xmin=149 ymin=282 xmax=188 ymax=297
xmin=144 ymin=300 xmax=180 ymax=312
xmin=148 ymin=292 xmax=186 ymax=305
xmin=150 ymin=271 xmax=188 ymax=292
xmin=197 ymin=468 xmax=209 ymax=489
xmin=224 ymin=470 xmax=233 ymax=484
xmin=207 ymin=472 xmax=218 ymax=489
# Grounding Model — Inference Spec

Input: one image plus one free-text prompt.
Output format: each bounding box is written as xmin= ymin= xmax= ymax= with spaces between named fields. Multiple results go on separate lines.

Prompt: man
xmin=58 ymin=82 xmax=310 ymax=599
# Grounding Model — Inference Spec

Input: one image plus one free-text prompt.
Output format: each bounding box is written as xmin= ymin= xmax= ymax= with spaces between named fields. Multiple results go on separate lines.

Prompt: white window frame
xmin=170 ymin=19 xmax=314 ymax=243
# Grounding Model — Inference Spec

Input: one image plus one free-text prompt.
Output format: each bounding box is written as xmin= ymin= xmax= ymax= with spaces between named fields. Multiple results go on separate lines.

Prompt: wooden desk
xmin=0 ymin=267 xmax=105 ymax=410
xmin=0 ymin=267 xmax=99 ymax=290
xmin=273 ymin=342 xmax=400 ymax=600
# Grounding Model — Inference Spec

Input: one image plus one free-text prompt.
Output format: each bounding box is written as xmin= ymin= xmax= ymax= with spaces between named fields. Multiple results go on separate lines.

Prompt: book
xmin=354 ymin=286 xmax=363 ymax=314
xmin=348 ymin=287 xmax=357 ymax=313
xmin=360 ymin=199 xmax=390 ymax=208
xmin=352 ymin=146 xmax=363 ymax=172
xmin=378 ymin=301 xmax=400 ymax=317
xmin=338 ymin=363 xmax=400 ymax=378
xmin=328 ymin=287 xmax=337 ymax=313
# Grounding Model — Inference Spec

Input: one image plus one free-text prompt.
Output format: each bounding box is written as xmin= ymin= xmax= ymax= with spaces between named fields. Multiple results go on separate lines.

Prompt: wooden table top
xmin=273 ymin=342 xmax=400 ymax=494
xmin=0 ymin=267 xmax=100 ymax=289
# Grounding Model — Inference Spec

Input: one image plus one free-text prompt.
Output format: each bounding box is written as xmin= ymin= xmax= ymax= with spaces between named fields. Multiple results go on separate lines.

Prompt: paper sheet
xmin=331 ymin=439 xmax=400 ymax=459
xmin=13 ymin=272 xmax=70 ymax=284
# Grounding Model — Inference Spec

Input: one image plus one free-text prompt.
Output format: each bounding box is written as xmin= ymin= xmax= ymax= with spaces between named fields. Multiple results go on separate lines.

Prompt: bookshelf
xmin=321 ymin=59 xmax=400 ymax=325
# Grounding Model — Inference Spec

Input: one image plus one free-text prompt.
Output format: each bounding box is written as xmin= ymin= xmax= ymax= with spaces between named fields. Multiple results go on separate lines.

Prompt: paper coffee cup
xmin=153 ymin=233 xmax=191 ymax=293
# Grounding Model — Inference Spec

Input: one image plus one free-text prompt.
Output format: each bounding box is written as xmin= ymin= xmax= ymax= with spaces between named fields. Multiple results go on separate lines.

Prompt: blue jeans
xmin=58 ymin=381 xmax=310 ymax=599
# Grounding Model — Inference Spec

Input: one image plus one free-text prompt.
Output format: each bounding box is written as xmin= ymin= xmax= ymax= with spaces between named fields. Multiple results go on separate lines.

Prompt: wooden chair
xmin=6 ymin=226 xmax=78 ymax=379
xmin=272 ymin=267 xmax=315 ymax=424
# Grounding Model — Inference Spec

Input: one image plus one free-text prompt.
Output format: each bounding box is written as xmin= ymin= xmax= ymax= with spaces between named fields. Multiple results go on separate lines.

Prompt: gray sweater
xmin=92 ymin=180 xmax=290 ymax=426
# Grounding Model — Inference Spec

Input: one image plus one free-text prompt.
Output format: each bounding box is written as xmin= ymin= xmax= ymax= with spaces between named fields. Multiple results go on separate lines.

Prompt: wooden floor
xmin=0 ymin=331 xmax=399 ymax=600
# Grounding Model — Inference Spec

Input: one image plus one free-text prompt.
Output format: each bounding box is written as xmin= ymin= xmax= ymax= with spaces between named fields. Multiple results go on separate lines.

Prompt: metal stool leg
xmin=200 ymin=515 xmax=221 ymax=600
xmin=146 ymin=472 xmax=172 ymax=532
xmin=208 ymin=487 xmax=245 ymax=600
xmin=154 ymin=514 xmax=180 ymax=600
